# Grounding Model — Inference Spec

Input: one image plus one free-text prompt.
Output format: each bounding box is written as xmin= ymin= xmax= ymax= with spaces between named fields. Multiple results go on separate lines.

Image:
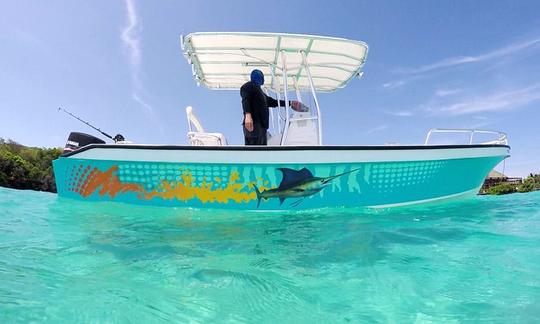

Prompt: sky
xmin=1 ymin=0 xmax=539 ymax=177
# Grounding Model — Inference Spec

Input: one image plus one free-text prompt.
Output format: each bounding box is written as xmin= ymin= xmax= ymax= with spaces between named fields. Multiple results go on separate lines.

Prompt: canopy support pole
xmin=280 ymin=50 xmax=290 ymax=146
xmin=270 ymin=67 xmax=282 ymax=135
xmin=293 ymin=78 xmax=302 ymax=103
xmin=301 ymin=50 xmax=323 ymax=145
xmin=263 ymin=87 xmax=275 ymax=134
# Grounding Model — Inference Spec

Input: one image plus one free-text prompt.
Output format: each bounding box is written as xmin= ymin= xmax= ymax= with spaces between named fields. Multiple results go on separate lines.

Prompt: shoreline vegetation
xmin=0 ymin=139 xmax=62 ymax=193
xmin=481 ymin=174 xmax=540 ymax=195
xmin=0 ymin=138 xmax=538 ymax=195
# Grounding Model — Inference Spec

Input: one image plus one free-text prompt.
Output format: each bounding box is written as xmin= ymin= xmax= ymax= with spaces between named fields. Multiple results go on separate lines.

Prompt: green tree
xmin=0 ymin=138 xmax=62 ymax=192
xmin=485 ymin=183 xmax=519 ymax=195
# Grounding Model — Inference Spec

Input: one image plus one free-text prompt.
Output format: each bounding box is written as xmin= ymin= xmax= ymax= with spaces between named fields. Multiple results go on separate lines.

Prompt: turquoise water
xmin=1 ymin=187 xmax=539 ymax=323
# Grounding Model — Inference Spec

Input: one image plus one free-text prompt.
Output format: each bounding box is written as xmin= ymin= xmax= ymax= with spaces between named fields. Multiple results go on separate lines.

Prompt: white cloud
xmin=364 ymin=125 xmax=388 ymax=134
xmin=121 ymin=0 xmax=156 ymax=116
xmin=133 ymin=93 xmax=165 ymax=136
xmin=396 ymin=38 xmax=540 ymax=75
xmin=383 ymin=36 xmax=540 ymax=90
xmin=13 ymin=28 xmax=42 ymax=47
xmin=132 ymin=93 xmax=153 ymax=114
xmin=435 ymin=88 xmax=462 ymax=97
xmin=473 ymin=115 xmax=488 ymax=120
xmin=461 ymin=120 xmax=492 ymax=130
xmin=121 ymin=0 xmax=141 ymax=68
xmin=429 ymin=84 xmax=540 ymax=116
xmin=384 ymin=110 xmax=413 ymax=117
xmin=382 ymin=80 xmax=405 ymax=89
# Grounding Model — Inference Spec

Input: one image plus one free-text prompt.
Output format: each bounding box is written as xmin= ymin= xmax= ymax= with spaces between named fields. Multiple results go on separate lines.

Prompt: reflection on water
xmin=1 ymin=188 xmax=539 ymax=322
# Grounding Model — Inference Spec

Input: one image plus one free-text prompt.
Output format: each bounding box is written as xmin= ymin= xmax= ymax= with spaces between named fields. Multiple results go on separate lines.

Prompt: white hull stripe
xmin=68 ymin=146 xmax=510 ymax=164
xmin=368 ymin=187 xmax=481 ymax=208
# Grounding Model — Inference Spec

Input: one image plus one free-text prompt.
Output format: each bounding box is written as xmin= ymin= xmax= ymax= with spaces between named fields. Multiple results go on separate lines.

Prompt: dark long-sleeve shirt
xmin=240 ymin=81 xmax=286 ymax=130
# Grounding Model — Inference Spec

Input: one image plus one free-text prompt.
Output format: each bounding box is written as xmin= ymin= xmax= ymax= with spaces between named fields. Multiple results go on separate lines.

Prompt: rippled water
xmin=1 ymin=187 xmax=539 ymax=322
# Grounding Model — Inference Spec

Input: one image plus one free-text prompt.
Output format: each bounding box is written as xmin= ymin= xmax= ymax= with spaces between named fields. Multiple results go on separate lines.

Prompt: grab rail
xmin=424 ymin=128 xmax=508 ymax=145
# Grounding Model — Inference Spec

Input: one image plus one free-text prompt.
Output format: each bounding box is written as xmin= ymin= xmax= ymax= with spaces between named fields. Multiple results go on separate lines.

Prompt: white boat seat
xmin=187 ymin=132 xmax=227 ymax=146
xmin=186 ymin=106 xmax=228 ymax=146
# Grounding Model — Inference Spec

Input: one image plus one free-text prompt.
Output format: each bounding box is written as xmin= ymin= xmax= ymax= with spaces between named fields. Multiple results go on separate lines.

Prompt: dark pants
xmin=244 ymin=123 xmax=267 ymax=145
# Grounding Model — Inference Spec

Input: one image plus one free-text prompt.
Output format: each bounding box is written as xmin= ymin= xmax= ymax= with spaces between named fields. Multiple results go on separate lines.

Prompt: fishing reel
xmin=113 ymin=134 xmax=125 ymax=143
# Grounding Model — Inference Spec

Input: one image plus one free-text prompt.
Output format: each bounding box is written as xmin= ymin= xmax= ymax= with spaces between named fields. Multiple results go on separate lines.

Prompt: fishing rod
xmin=58 ymin=107 xmax=125 ymax=142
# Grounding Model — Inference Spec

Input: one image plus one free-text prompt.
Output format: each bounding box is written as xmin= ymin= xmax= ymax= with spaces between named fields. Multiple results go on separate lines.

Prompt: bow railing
xmin=424 ymin=128 xmax=508 ymax=145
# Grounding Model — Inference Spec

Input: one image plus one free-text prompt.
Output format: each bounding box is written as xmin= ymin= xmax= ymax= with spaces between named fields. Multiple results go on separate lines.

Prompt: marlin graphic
xmin=253 ymin=167 xmax=360 ymax=207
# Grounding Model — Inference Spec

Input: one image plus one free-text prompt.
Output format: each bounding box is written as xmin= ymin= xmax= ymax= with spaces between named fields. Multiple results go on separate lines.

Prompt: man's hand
xmin=291 ymin=100 xmax=309 ymax=112
xmin=244 ymin=113 xmax=254 ymax=132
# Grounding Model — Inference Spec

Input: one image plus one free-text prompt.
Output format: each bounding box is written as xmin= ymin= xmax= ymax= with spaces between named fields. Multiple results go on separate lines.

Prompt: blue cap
xmin=250 ymin=69 xmax=264 ymax=86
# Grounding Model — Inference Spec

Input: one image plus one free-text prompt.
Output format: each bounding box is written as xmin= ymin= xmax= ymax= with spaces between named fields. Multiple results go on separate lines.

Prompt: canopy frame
xmin=181 ymin=32 xmax=369 ymax=93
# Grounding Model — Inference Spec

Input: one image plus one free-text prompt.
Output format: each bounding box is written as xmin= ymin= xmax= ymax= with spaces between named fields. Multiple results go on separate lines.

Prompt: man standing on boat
xmin=241 ymin=69 xmax=307 ymax=145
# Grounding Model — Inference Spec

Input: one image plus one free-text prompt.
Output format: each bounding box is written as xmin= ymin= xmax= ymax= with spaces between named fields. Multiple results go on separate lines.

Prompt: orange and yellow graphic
xmin=146 ymin=171 xmax=260 ymax=203
xmin=69 ymin=164 xmax=266 ymax=204
xmin=70 ymin=165 xmax=144 ymax=198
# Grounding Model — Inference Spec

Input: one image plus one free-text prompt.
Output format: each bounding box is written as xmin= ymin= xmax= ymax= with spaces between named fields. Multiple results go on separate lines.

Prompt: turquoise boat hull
xmin=52 ymin=144 xmax=509 ymax=210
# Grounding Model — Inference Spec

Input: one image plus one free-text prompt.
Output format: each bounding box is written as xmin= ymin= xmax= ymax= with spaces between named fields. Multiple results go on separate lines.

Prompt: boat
xmin=52 ymin=32 xmax=510 ymax=210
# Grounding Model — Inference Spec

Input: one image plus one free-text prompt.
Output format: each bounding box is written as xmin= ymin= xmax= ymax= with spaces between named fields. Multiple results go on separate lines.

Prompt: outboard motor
xmin=63 ymin=132 xmax=105 ymax=154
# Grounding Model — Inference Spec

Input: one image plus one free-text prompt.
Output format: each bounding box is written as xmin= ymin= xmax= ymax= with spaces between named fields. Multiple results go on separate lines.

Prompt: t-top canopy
xmin=182 ymin=32 xmax=369 ymax=92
